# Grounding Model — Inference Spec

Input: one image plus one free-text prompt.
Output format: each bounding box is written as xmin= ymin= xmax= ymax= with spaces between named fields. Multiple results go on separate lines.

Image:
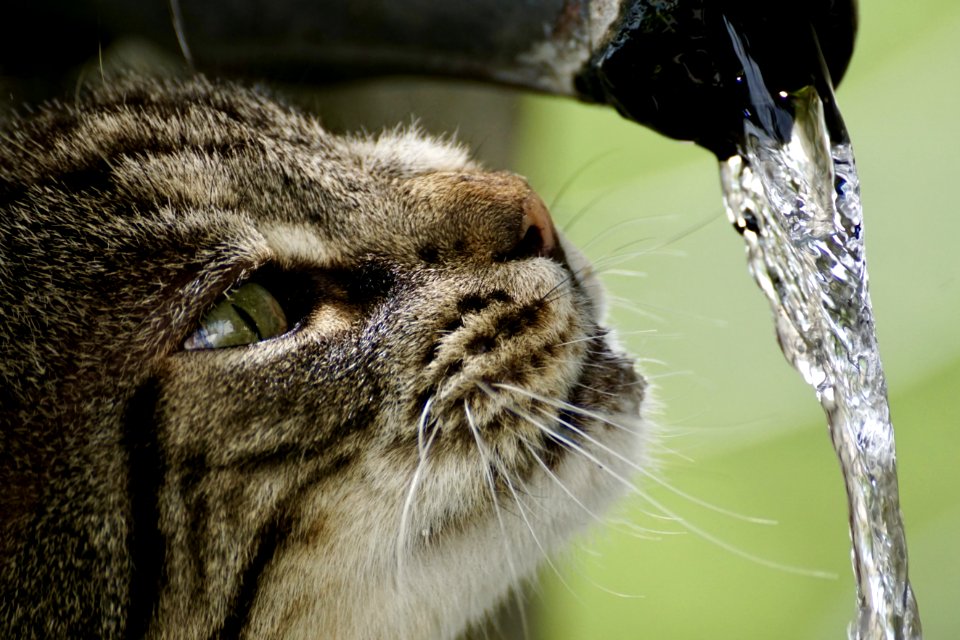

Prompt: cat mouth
xmin=399 ymin=322 xmax=643 ymax=552
xmin=418 ymin=297 xmax=642 ymax=463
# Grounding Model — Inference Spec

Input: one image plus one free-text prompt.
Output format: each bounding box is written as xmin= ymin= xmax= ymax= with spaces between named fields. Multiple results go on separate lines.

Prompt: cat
xmin=0 ymin=77 xmax=647 ymax=639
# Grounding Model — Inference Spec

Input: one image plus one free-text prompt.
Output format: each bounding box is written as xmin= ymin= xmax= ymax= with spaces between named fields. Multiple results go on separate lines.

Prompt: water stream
xmin=717 ymin=23 xmax=922 ymax=640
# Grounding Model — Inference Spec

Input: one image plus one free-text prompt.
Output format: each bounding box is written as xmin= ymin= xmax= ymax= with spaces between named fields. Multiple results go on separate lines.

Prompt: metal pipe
xmin=1 ymin=1 xmax=856 ymax=156
xmin=575 ymin=1 xmax=858 ymax=156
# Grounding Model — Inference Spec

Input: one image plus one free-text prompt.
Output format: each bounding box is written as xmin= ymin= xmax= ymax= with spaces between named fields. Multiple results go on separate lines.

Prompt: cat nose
xmin=405 ymin=171 xmax=560 ymax=262
xmin=511 ymin=189 xmax=558 ymax=260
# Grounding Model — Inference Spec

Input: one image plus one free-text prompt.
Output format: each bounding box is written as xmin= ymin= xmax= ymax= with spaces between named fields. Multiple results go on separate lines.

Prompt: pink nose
xmin=403 ymin=170 xmax=561 ymax=263
xmin=517 ymin=190 xmax=557 ymax=260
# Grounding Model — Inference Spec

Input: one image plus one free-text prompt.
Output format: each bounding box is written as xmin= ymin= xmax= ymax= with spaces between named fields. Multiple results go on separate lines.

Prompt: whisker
xmin=599 ymin=268 xmax=649 ymax=279
xmin=580 ymin=224 xmax=655 ymax=254
xmin=569 ymin=381 xmax=620 ymax=399
xmin=601 ymin=212 xmax=718 ymax=260
xmin=463 ymin=403 xmax=530 ymax=639
xmin=516 ymin=436 xmax=668 ymax=541
xmin=589 ymin=247 xmax=686 ymax=273
xmin=576 ymin=213 xmax=719 ymax=284
xmin=517 ymin=449 xmax=654 ymax=601
xmin=416 ymin=396 xmax=437 ymax=459
xmin=606 ymin=517 xmax=689 ymax=539
xmin=490 ymin=437 xmax=585 ymax=606
xmin=536 ymin=270 xmax=580 ymax=306
xmin=549 ymin=150 xmax=619 ymax=218
xmin=98 ymin=42 xmax=105 ymax=84
xmin=638 ymin=370 xmax=696 ymax=382
xmin=507 ymin=402 xmax=835 ymax=579
xmin=596 ymin=233 xmax=660 ymax=256
xmin=608 ymin=295 xmax=729 ymax=328
xmin=545 ymin=406 xmax=779 ymax=524
xmin=554 ymin=329 xmax=656 ymax=349
xmin=540 ymin=210 xmax=718 ymax=313
xmin=517 ymin=436 xmax=606 ymax=525
xmin=535 ymin=237 xmax=624 ymax=305
xmin=560 ymin=190 xmax=616 ymax=234
xmin=495 ymin=380 xmax=644 ymax=440
xmin=516 ymin=435 xmax=655 ymax=600
xmin=497 ymin=383 xmax=776 ymax=526
xmin=508 ymin=405 xmax=674 ymax=527
xmin=168 ymin=0 xmax=195 ymax=67
xmin=396 ymin=396 xmax=439 ymax=580
xmin=604 ymin=297 xmax=666 ymax=324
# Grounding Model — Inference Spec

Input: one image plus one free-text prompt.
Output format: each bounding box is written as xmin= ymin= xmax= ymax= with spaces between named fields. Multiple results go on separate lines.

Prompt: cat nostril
xmin=501 ymin=192 xmax=559 ymax=261
xmin=522 ymin=192 xmax=557 ymax=258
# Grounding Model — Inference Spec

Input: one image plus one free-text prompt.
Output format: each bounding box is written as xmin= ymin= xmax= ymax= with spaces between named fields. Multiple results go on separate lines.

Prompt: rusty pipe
xmin=1 ymin=0 xmax=856 ymax=157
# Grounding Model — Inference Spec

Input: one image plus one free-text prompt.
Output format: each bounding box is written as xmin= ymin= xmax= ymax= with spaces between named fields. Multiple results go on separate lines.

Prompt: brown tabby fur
xmin=0 ymin=77 xmax=645 ymax=639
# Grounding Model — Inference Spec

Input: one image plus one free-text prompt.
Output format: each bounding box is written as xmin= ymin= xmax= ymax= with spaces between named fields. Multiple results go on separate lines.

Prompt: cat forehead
xmin=0 ymin=78 xmax=476 ymax=186
xmin=0 ymin=79 xmax=490 ymax=272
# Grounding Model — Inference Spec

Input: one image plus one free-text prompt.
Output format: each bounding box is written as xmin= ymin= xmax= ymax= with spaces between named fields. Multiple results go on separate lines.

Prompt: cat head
xmin=0 ymin=78 xmax=646 ymax=639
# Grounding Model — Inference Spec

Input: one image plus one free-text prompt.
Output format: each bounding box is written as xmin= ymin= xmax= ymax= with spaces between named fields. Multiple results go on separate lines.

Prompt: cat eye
xmin=184 ymin=282 xmax=288 ymax=350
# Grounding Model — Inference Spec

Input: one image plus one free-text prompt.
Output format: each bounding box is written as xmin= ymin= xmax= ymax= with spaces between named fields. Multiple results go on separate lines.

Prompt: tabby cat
xmin=0 ymin=78 xmax=646 ymax=639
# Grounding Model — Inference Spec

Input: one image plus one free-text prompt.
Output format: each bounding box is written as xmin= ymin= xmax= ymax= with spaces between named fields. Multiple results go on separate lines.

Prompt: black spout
xmin=2 ymin=1 xmax=856 ymax=157
xmin=575 ymin=1 xmax=858 ymax=158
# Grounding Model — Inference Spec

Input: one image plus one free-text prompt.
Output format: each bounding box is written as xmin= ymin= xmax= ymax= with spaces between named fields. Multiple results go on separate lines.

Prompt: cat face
xmin=0 ymin=78 xmax=646 ymax=639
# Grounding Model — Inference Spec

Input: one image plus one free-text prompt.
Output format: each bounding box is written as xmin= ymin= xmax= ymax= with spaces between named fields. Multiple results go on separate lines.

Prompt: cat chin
xmin=263 ymin=326 xmax=645 ymax=640
xmin=243 ymin=408 xmax=643 ymax=640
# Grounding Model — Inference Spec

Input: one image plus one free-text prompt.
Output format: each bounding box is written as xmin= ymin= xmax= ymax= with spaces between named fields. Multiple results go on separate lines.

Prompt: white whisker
xmin=554 ymin=410 xmax=777 ymax=527
xmin=570 ymin=381 xmax=620 ymax=399
xmin=578 ymin=212 xmax=685 ymax=254
xmin=516 ymin=436 xmax=665 ymax=542
xmin=416 ymin=396 xmax=436 ymax=459
xmin=497 ymin=381 xmax=644 ymax=441
xmin=600 ymin=268 xmax=649 ymax=279
xmin=463 ymin=403 xmax=530 ymax=639
xmin=396 ymin=396 xmax=438 ymax=581
xmin=514 ymin=445 xmax=652 ymax=602
xmin=589 ymin=247 xmax=685 ymax=272
xmin=490 ymin=436 xmax=584 ymax=606
xmin=609 ymin=295 xmax=729 ymax=328
xmin=517 ymin=436 xmax=606 ymax=526
xmin=505 ymin=403 xmax=673 ymax=524
xmin=555 ymin=329 xmax=656 ymax=349
xmin=581 ymin=227 xmax=655 ymax=254
xmin=506 ymin=400 xmax=835 ymax=579
xmin=549 ymin=150 xmax=619 ymax=218
xmin=497 ymin=382 xmax=776 ymax=526
xmin=560 ymin=190 xmax=615 ymax=233
xmin=596 ymin=212 xmax=717 ymax=261
xmin=605 ymin=297 xmax=666 ymax=324
xmin=168 ymin=0 xmax=195 ymax=67
xmin=606 ymin=517 xmax=688 ymax=538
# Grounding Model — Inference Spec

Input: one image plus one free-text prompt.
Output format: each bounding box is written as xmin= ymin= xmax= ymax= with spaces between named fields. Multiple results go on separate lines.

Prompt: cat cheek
xmin=302 ymin=303 xmax=360 ymax=335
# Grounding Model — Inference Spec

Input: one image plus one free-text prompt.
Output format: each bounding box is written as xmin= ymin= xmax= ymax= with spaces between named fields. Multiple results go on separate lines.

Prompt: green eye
xmin=184 ymin=282 xmax=289 ymax=350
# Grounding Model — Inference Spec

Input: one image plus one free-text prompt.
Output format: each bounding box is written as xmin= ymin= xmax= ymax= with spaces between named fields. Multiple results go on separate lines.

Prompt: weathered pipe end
xmin=1 ymin=0 xmax=856 ymax=159
xmin=575 ymin=0 xmax=858 ymax=158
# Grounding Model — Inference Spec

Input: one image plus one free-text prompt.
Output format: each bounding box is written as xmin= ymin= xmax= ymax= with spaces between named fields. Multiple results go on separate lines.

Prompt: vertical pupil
xmin=184 ymin=282 xmax=288 ymax=350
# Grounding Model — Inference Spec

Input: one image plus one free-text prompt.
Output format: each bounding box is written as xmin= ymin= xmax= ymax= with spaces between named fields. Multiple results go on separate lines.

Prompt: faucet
xmin=2 ymin=0 xmax=856 ymax=156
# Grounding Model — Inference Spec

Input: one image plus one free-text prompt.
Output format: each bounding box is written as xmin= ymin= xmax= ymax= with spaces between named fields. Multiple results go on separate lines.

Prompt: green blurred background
xmin=508 ymin=1 xmax=960 ymax=637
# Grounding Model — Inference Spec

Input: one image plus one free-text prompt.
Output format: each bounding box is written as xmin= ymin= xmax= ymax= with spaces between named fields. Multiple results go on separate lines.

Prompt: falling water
xmin=718 ymin=24 xmax=922 ymax=640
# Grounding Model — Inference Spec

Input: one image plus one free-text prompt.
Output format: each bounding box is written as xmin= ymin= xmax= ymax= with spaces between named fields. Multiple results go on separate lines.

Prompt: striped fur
xmin=0 ymin=78 xmax=646 ymax=639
